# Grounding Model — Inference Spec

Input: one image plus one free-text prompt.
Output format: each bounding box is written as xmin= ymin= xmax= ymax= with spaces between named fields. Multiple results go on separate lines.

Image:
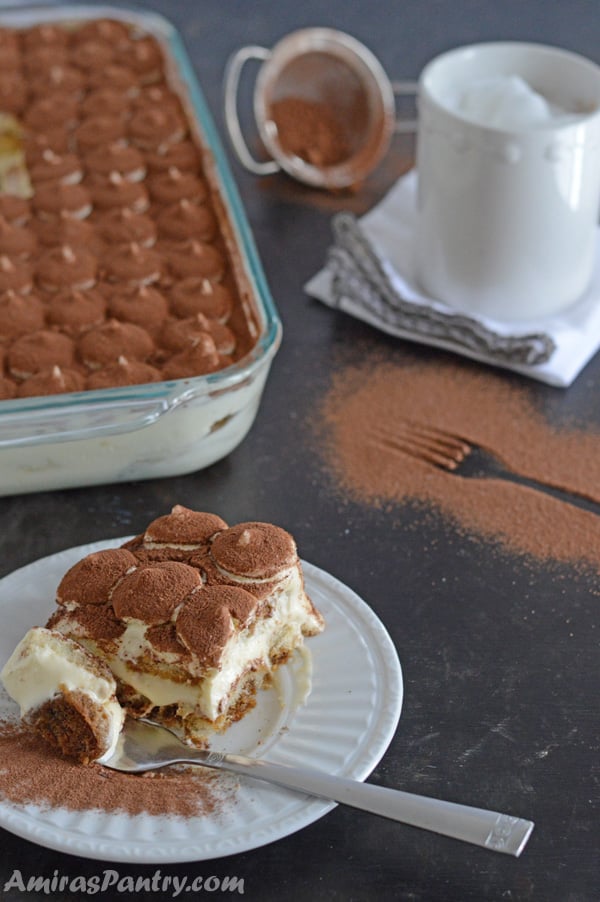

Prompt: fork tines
xmin=372 ymin=422 xmax=472 ymax=471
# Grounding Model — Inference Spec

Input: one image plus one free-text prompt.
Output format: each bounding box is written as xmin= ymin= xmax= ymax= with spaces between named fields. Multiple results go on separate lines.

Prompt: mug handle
xmin=391 ymin=80 xmax=419 ymax=133
xmin=224 ymin=45 xmax=281 ymax=175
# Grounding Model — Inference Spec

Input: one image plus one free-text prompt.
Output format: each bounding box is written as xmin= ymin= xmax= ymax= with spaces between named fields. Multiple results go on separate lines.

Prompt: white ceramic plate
xmin=0 ymin=539 xmax=403 ymax=863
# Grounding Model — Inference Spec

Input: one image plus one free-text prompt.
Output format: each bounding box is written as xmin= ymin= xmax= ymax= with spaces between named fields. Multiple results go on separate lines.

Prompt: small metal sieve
xmin=224 ymin=28 xmax=416 ymax=189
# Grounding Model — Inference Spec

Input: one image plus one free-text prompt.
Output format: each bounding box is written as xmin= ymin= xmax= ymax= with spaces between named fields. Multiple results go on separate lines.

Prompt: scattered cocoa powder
xmin=313 ymin=352 xmax=600 ymax=571
xmin=0 ymin=716 xmax=237 ymax=818
xmin=271 ymin=96 xmax=351 ymax=167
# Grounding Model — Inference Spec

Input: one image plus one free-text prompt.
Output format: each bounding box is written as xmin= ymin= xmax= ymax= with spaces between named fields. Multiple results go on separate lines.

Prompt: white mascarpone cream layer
xmin=1 ymin=626 xmax=124 ymax=762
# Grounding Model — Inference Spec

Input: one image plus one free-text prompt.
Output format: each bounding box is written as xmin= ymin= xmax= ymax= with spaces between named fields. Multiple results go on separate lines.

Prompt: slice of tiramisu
xmin=43 ymin=505 xmax=324 ymax=744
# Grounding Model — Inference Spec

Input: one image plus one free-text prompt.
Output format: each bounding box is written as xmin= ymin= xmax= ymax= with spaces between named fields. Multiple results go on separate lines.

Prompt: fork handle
xmin=184 ymin=751 xmax=533 ymax=856
xmin=494 ymin=469 xmax=600 ymax=515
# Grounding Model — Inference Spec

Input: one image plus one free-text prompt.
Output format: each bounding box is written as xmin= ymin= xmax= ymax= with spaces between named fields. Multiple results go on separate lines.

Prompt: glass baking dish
xmin=0 ymin=3 xmax=281 ymax=496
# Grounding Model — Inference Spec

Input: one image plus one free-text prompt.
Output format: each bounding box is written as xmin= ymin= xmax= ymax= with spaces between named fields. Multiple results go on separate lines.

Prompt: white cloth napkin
xmin=305 ymin=169 xmax=600 ymax=387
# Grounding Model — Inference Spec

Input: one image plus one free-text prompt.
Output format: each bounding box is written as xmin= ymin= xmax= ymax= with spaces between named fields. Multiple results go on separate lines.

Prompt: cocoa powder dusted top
xmin=77 ymin=319 xmax=155 ymax=369
xmin=0 ymin=291 xmax=45 ymax=340
xmin=116 ymin=35 xmax=163 ymax=81
xmin=17 ymin=364 xmax=85 ymax=397
xmin=80 ymin=87 xmax=132 ymax=119
xmin=194 ymin=556 xmax=281 ymax=602
xmin=101 ymin=241 xmax=161 ymax=285
xmin=32 ymin=215 xmax=100 ymax=252
xmin=145 ymin=140 xmax=200 ymax=173
xmin=86 ymin=173 xmax=150 ymax=213
xmin=24 ymin=125 xmax=71 ymax=159
xmin=85 ymin=62 xmax=139 ymax=93
xmin=92 ymin=208 xmax=157 ymax=248
xmin=0 ymin=216 xmax=37 ymax=258
xmin=175 ymin=585 xmax=258 ymax=667
xmin=27 ymin=63 xmax=86 ymax=99
xmin=45 ymin=287 xmax=106 ymax=333
xmin=86 ymin=357 xmax=161 ymax=389
xmin=0 ymin=195 xmax=30 ymax=225
xmin=51 ymin=505 xmax=314 ymax=669
xmin=31 ymin=182 xmax=92 ymax=220
xmin=169 ymin=277 xmax=234 ymax=322
xmin=162 ymin=239 xmax=225 ymax=281
xmin=29 ymin=149 xmax=83 ymax=185
xmin=0 ymin=15 xmax=259 ymax=398
xmin=57 ymin=548 xmax=138 ymax=606
xmin=73 ymin=114 xmax=127 ymax=152
xmin=22 ymin=23 xmax=68 ymax=50
xmin=73 ymin=17 xmax=132 ymax=45
xmin=35 ymin=243 xmax=97 ymax=292
xmin=22 ymin=94 xmax=80 ymax=131
xmin=161 ymin=340 xmax=221 ymax=379
xmin=143 ymin=505 xmax=228 ymax=548
xmin=7 ymin=329 xmax=75 ymax=378
xmin=148 ymin=168 xmax=207 ymax=205
xmin=128 ymin=107 xmax=186 ymax=151
xmin=110 ymin=562 xmax=201 ymax=625
xmin=106 ymin=285 xmax=168 ymax=335
xmin=83 ymin=143 xmax=146 ymax=180
xmin=157 ymin=198 xmax=216 ymax=242
xmin=69 ymin=39 xmax=115 ymax=73
xmin=0 ymin=255 xmax=32 ymax=293
xmin=210 ymin=522 xmax=298 ymax=579
xmin=160 ymin=315 xmax=236 ymax=356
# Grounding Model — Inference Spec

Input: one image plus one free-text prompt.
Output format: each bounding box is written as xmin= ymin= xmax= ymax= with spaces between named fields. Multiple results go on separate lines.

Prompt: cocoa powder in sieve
xmin=0 ymin=715 xmax=237 ymax=818
xmin=271 ymin=97 xmax=351 ymax=167
xmin=313 ymin=353 xmax=600 ymax=571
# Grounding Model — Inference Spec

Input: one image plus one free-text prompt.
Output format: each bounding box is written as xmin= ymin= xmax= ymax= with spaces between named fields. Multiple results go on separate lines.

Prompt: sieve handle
xmin=224 ymin=45 xmax=281 ymax=176
xmin=391 ymin=80 xmax=419 ymax=133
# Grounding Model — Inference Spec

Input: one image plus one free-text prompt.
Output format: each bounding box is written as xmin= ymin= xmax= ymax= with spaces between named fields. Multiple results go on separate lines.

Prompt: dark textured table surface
xmin=1 ymin=2 xmax=599 ymax=900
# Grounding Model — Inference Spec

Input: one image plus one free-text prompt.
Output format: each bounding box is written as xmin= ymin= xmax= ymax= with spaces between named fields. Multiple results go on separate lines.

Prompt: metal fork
xmin=102 ymin=718 xmax=534 ymax=856
xmin=373 ymin=422 xmax=600 ymax=514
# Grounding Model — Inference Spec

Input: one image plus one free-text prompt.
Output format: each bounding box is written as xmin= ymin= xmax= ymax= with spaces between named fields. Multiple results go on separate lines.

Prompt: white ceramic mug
xmin=414 ymin=42 xmax=600 ymax=321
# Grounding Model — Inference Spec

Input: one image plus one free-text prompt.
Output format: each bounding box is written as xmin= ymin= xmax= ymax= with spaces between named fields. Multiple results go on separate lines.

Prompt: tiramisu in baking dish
xmin=0 ymin=7 xmax=281 ymax=495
